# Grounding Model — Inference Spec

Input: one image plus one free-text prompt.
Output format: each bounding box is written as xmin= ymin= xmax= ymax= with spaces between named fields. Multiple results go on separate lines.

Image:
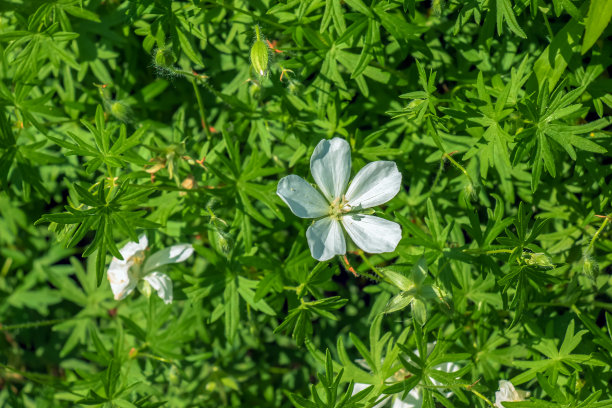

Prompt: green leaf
xmin=582 ymin=0 xmax=612 ymax=54
xmin=496 ymin=0 xmax=527 ymax=38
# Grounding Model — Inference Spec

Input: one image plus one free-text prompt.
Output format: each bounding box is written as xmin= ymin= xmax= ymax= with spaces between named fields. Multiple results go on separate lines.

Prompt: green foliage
xmin=1 ymin=0 xmax=611 ymax=407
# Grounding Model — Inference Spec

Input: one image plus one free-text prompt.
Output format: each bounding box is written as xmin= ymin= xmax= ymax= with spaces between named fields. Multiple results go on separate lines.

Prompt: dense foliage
xmin=1 ymin=0 xmax=611 ymax=407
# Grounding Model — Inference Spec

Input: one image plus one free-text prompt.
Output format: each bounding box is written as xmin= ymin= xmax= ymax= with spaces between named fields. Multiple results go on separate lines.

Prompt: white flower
xmin=277 ymin=138 xmax=402 ymax=261
xmin=107 ymin=235 xmax=194 ymax=304
xmin=353 ymin=345 xmax=460 ymax=408
xmin=494 ymin=380 xmax=529 ymax=408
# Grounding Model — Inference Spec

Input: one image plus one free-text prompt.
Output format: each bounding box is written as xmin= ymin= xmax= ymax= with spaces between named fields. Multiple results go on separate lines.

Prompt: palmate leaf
xmin=36 ymin=180 xmax=158 ymax=285
xmin=48 ymin=105 xmax=149 ymax=174
xmin=511 ymin=320 xmax=599 ymax=386
xmin=513 ymin=80 xmax=608 ymax=191
xmin=287 ymin=349 xmax=371 ymax=408
xmin=274 ymin=296 xmax=347 ymax=346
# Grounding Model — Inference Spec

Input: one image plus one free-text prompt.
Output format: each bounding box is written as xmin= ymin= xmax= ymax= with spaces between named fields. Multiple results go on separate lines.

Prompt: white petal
xmin=306 ymin=217 xmax=346 ymax=261
xmin=144 ymin=244 xmax=194 ymax=273
xmin=143 ymin=272 xmax=173 ymax=304
xmin=277 ymin=175 xmax=329 ymax=218
xmin=107 ymin=260 xmax=137 ymax=301
xmin=118 ymin=234 xmax=148 ymax=260
xmin=342 ymin=214 xmax=401 ymax=254
xmin=310 ymin=138 xmax=352 ymax=202
xmin=495 ymin=380 xmax=520 ymax=407
xmin=345 ymin=161 xmax=402 ymax=209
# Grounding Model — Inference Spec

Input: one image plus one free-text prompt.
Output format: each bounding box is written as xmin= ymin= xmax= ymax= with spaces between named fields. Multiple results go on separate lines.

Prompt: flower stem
xmin=467 ymin=387 xmax=496 ymax=407
xmin=443 ymin=152 xmax=474 ymax=186
xmin=0 ymin=318 xmax=70 ymax=331
xmin=357 ymin=251 xmax=385 ymax=281
xmin=463 ymin=248 xmax=513 ymax=255
xmin=585 ymin=214 xmax=609 ymax=255
xmin=191 ymin=79 xmax=212 ymax=139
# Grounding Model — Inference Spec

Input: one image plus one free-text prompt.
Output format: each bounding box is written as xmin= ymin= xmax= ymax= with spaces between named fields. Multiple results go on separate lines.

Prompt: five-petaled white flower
xmin=107 ymin=235 xmax=193 ymax=304
xmin=277 ymin=138 xmax=402 ymax=261
xmin=494 ymin=380 xmax=529 ymax=408
xmin=352 ymin=344 xmax=460 ymax=408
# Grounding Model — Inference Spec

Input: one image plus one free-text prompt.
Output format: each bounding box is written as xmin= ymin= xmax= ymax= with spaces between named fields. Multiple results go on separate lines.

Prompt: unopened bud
xmin=525 ymin=252 xmax=553 ymax=268
xmin=431 ymin=0 xmax=445 ymax=16
xmin=582 ymin=256 xmax=598 ymax=278
xmin=464 ymin=182 xmax=477 ymax=201
xmin=110 ymin=101 xmax=132 ymax=123
xmin=286 ymin=79 xmax=301 ymax=94
xmin=155 ymin=47 xmax=176 ymax=68
xmin=250 ymin=27 xmax=269 ymax=77
xmin=168 ymin=365 xmax=180 ymax=385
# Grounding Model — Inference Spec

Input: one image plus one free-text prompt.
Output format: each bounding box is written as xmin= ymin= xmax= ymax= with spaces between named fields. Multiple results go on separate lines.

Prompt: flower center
xmin=129 ymin=250 xmax=146 ymax=266
xmin=128 ymin=250 xmax=146 ymax=279
xmin=393 ymin=367 xmax=411 ymax=381
xmin=329 ymin=195 xmax=351 ymax=220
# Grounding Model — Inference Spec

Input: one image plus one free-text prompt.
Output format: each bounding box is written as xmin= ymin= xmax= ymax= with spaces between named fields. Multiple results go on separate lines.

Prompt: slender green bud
xmin=582 ymin=256 xmax=598 ymax=279
xmin=250 ymin=26 xmax=269 ymax=76
xmin=110 ymin=101 xmax=132 ymax=123
xmin=432 ymin=0 xmax=445 ymax=16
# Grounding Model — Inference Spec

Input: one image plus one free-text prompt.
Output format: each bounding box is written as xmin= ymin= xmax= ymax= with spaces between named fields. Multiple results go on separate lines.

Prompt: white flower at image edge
xmin=494 ymin=380 xmax=529 ymax=408
xmin=352 ymin=345 xmax=460 ymax=408
xmin=277 ymin=138 xmax=402 ymax=261
xmin=107 ymin=235 xmax=194 ymax=304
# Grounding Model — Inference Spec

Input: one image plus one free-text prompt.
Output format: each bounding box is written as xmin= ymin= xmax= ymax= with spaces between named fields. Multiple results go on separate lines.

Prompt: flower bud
xmin=431 ymin=0 xmax=445 ymax=16
xmin=286 ymin=78 xmax=301 ymax=94
xmin=155 ymin=47 xmax=176 ymax=68
xmin=250 ymin=27 xmax=269 ymax=77
xmin=463 ymin=182 xmax=477 ymax=202
xmin=139 ymin=279 xmax=153 ymax=298
xmin=168 ymin=365 xmax=180 ymax=385
xmin=525 ymin=252 xmax=553 ymax=268
xmin=110 ymin=101 xmax=132 ymax=123
xmin=582 ymin=255 xmax=598 ymax=279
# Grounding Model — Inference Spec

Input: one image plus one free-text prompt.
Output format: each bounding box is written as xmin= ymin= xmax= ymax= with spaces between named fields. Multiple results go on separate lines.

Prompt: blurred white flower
xmin=277 ymin=138 xmax=402 ymax=261
xmin=494 ymin=380 xmax=529 ymax=408
xmin=107 ymin=235 xmax=194 ymax=304
xmin=352 ymin=345 xmax=460 ymax=408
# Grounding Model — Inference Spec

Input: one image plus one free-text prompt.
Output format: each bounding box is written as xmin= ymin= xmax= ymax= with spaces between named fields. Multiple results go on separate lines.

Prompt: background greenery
xmin=1 ymin=0 xmax=611 ymax=407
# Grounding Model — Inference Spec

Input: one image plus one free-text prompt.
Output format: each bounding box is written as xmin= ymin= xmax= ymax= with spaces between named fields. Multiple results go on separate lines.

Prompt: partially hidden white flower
xmin=494 ymin=380 xmax=529 ymax=408
xmin=352 ymin=345 xmax=460 ymax=408
xmin=107 ymin=235 xmax=194 ymax=304
xmin=277 ymin=138 xmax=402 ymax=261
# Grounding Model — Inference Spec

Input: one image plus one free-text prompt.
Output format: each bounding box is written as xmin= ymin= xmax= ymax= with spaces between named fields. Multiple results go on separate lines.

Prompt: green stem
xmin=585 ymin=215 xmax=609 ymax=255
xmin=463 ymin=248 xmax=513 ymax=255
xmin=0 ymin=318 xmax=70 ymax=331
xmin=192 ymin=79 xmax=212 ymax=139
xmin=427 ymin=159 xmax=445 ymax=196
xmin=443 ymin=152 xmax=474 ymax=186
xmin=468 ymin=387 xmax=496 ymax=407
xmin=541 ymin=11 xmax=554 ymax=39
xmin=358 ymin=251 xmax=385 ymax=281
xmin=255 ymin=25 xmax=261 ymax=41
